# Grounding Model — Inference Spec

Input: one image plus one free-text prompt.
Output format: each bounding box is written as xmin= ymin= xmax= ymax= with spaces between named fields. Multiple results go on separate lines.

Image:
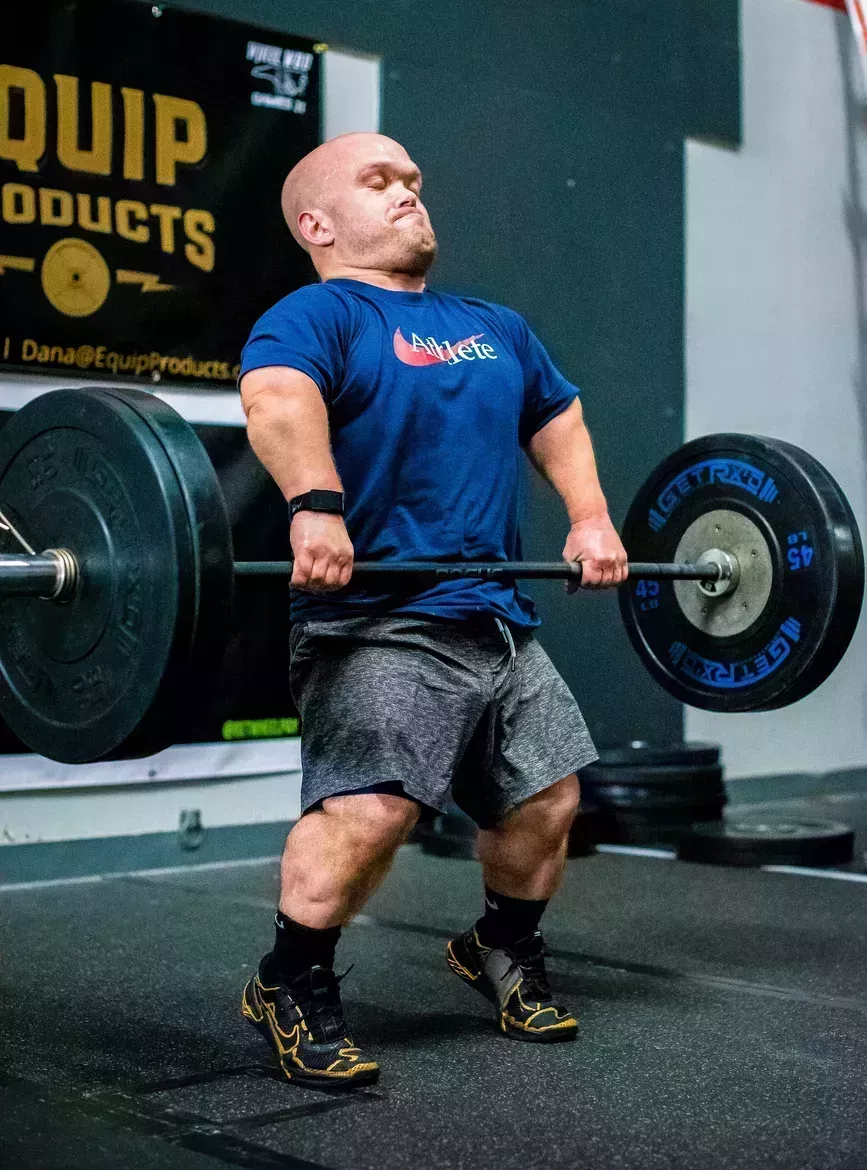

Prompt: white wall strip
xmin=0 ymin=737 xmax=300 ymax=793
xmin=0 ymin=372 xmax=245 ymax=425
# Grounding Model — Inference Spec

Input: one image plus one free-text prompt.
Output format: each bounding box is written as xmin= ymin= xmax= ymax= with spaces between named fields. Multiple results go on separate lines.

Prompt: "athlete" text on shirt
xmin=411 ymin=333 xmax=498 ymax=364
xmin=392 ymin=326 xmax=499 ymax=367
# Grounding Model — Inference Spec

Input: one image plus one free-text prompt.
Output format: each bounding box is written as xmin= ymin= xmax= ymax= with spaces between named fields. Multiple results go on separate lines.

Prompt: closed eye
xmin=356 ymin=162 xmax=422 ymax=194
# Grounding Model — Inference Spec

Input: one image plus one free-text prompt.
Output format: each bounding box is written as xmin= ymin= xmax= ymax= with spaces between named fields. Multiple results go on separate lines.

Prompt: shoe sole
xmin=498 ymin=1019 xmax=578 ymax=1044
xmin=241 ymin=981 xmax=380 ymax=1088
xmin=446 ymin=941 xmax=579 ymax=1045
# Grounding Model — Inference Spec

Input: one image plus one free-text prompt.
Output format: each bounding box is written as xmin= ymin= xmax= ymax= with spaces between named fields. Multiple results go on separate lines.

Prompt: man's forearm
xmin=241 ymin=368 xmax=342 ymax=502
xmin=527 ymin=399 xmax=608 ymax=523
xmin=240 ymin=366 xmax=353 ymax=592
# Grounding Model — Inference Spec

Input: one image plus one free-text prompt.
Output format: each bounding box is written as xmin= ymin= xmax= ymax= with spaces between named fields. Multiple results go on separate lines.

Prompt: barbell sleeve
xmin=0 ymin=553 xmax=67 ymax=598
xmin=627 ymin=562 xmax=722 ymax=580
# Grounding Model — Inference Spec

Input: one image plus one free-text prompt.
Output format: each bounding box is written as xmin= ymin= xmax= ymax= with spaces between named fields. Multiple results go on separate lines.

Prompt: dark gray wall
xmin=150 ymin=0 xmax=741 ymax=747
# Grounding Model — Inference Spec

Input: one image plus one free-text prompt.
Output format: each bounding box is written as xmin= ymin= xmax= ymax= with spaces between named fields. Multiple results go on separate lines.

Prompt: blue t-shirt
xmin=239 ymin=278 xmax=579 ymax=626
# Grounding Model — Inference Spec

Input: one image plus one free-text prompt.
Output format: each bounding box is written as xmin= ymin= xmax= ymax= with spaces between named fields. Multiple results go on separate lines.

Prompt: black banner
xmin=0 ymin=0 xmax=320 ymax=385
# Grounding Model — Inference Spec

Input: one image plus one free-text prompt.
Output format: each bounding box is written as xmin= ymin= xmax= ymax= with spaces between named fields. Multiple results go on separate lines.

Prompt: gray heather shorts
xmin=289 ymin=614 xmax=597 ymax=829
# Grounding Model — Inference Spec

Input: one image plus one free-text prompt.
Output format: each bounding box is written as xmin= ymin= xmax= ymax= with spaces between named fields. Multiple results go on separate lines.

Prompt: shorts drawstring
xmin=494 ymin=617 xmax=517 ymax=672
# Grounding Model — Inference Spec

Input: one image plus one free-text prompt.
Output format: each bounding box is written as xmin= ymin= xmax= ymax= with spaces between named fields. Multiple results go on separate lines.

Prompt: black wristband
xmin=288 ymin=489 xmax=345 ymax=522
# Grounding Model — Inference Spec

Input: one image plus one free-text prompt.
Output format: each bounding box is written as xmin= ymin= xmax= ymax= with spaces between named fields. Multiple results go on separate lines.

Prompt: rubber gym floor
xmin=1 ymin=785 xmax=865 ymax=1170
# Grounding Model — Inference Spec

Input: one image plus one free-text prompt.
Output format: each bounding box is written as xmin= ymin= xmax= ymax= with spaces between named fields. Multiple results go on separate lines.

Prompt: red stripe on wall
xmin=808 ymin=0 xmax=846 ymax=10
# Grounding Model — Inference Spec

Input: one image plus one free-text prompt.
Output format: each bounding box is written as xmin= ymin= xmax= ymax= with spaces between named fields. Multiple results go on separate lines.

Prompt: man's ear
xmin=298 ymin=209 xmax=334 ymax=248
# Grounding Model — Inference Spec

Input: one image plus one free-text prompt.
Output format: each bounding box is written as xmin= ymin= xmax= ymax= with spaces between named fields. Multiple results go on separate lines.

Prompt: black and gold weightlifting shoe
xmin=447 ymin=928 xmax=578 ymax=1042
xmin=241 ymin=963 xmax=380 ymax=1086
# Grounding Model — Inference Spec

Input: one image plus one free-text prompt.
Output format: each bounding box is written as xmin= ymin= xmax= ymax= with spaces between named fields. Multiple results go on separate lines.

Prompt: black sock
xmin=261 ymin=912 xmax=342 ymax=984
xmin=475 ymin=886 xmax=549 ymax=949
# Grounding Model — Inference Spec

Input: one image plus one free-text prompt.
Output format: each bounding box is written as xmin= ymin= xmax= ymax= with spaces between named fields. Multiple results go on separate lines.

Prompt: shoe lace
xmin=293 ymin=965 xmax=353 ymax=1044
xmin=506 ymin=932 xmax=553 ymax=1003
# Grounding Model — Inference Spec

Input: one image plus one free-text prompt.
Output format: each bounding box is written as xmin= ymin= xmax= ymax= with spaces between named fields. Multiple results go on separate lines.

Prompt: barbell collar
xmin=42 ymin=547 xmax=79 ymax=602
xmin=233 ymin=559 xmax=723 ymax=582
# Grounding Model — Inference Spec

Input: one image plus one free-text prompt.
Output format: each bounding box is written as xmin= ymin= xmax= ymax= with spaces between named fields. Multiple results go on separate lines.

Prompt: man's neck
xmin=321 ymin=266 xmax=427 ymax=293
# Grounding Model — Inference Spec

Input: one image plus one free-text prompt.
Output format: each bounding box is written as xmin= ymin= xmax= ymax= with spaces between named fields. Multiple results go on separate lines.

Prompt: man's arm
xmin=240 ymin=365 xmax=353 ymax=593
xmin=526 ymin=397 xmax=628 ymax=589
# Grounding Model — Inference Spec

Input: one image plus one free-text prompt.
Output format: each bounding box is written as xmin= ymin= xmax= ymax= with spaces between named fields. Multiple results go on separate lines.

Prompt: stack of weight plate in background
xmin=678 ymin=816 xmax=856 ymax=868
xmin=415 ymin=743 xmax=858 ymax=868
xmin=417 ymin=801 xmax=605 ymax=859
xmin=577 ymin=741 xmax=725 ymax=847
xmin=417 ymin=742 xmax=724 ymax=859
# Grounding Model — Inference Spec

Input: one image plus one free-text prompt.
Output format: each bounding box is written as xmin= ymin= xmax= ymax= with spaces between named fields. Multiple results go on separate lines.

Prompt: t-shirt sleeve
xmin=513 ymin=314 xmax=581 ymax=446
xmin=238 ymin=286 xmax=351 ymax=403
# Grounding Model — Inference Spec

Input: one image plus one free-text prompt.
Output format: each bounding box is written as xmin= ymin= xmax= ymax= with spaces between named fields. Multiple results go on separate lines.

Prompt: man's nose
xmin=395 ymin=189 xmax=418 ymax=207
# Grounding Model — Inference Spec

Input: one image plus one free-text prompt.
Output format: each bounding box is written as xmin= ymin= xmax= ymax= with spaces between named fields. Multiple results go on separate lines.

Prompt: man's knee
xmin=507 ymin=774 xmax=580 ymax=840
xmin=321 ymin=792 xmax=420 ymax=856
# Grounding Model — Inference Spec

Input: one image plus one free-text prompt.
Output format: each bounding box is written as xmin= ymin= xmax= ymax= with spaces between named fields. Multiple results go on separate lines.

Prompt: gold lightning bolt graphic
xmin=115 ymin=270 xmax=176 ymax=293
xmin=0 ymin=256 xmax=36 ymax=275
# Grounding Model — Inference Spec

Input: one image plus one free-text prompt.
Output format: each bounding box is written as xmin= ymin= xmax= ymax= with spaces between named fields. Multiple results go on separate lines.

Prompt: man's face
xmin=324 ymin=140 xmax=437 ymax=276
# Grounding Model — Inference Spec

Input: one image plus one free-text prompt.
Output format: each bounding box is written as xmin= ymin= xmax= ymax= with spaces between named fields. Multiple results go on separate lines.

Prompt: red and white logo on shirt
xmin=392 ymin=327 xmax=499 ymax=367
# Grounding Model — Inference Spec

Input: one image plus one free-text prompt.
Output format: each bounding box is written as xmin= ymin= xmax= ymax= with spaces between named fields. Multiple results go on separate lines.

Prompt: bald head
xmin=280 ymin=133 xmax=437 ymax=279
xmin=282 ymin=133 xmax=383 ymax=249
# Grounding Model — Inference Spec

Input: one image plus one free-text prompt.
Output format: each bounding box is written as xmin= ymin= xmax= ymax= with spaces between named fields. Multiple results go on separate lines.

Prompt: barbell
xmin=0 ymin=386 xmax=861 ymax=764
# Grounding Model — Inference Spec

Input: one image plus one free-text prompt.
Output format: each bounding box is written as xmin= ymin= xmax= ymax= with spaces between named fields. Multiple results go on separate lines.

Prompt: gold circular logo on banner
xmin=41 ymin=238 xmax=111 ymax=317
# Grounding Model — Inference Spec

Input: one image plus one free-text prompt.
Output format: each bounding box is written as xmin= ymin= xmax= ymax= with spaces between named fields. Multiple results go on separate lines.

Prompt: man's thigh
xmin=290 ymin=615 xmax=489 ymax=816
xmin=453 ymin=634 xmax=597 ymax=828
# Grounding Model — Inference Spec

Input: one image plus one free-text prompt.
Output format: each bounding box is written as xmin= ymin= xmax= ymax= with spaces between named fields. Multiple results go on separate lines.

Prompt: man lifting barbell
xmin=237 ymin=131 xmax=628 ymax=1085
xmin=0 ymin=143 xmax=860 ymax=1091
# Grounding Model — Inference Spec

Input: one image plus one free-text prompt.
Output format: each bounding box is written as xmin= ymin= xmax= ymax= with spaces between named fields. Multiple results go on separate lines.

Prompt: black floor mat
xmin=1 ymin=834 xmax=865 ymax=1169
